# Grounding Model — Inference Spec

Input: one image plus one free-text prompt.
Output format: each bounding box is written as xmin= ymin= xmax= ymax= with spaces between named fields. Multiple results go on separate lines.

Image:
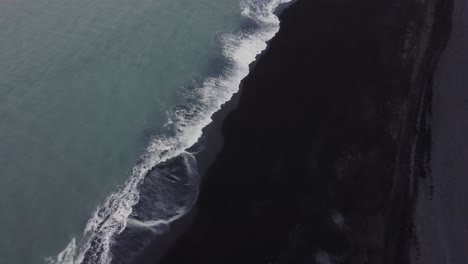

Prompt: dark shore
xmin=133 ymin=0 xmax=454 ymax=263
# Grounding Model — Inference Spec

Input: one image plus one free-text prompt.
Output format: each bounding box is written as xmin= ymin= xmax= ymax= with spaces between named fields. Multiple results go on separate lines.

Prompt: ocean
xmin=0 ymin=0 xmax=289 ymax=263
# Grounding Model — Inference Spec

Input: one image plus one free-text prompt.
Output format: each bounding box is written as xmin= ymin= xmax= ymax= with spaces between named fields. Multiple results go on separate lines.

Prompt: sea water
xmin=0 ymin=0 xmax=289 ymax=263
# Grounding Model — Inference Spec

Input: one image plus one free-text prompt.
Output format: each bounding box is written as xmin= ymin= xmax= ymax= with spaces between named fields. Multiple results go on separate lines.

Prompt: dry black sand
xmin=414 ymin=0 xmax=468 ymax=263
xmin=132 ymin=0 xmax=454 ymax=263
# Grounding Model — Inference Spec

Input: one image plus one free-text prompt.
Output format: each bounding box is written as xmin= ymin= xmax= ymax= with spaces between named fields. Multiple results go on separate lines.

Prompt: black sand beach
xmin=133 ymin=0 xmax=454 ymax=263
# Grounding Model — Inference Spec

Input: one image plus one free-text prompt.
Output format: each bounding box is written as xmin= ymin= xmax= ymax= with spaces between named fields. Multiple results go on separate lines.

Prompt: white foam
xmin=45 ymin=239 xmax=77 ymax=264
xmin=47 ymin=0 xmax=291 ymax=263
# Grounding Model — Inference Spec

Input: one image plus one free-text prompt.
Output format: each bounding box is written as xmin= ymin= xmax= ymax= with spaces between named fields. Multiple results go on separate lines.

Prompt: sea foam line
xmin=47 ymin=0 xmax=291 ymax=263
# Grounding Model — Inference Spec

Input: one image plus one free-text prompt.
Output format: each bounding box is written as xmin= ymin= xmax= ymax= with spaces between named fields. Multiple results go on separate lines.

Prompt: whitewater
xmin=48 ymin=0 xmax=291 ymax=263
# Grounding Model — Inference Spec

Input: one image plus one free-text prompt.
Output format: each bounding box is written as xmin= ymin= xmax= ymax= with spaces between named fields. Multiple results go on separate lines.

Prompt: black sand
xmin=133 ymin=0 xmax=454 ymax=263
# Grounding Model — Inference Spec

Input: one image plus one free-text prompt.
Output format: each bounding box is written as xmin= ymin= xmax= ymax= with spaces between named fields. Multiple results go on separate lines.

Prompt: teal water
xmin=0 ymin=0 xmax=244 ymax=263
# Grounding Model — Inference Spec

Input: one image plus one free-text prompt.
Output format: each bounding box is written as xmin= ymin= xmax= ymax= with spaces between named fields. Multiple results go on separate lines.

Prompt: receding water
xmin=0 ymin=0 xmax=244 ymax=262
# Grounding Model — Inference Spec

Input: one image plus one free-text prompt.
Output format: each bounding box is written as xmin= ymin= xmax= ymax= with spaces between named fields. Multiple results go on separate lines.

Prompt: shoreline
xmin=136 ymin=0 xmax=453 ymax=263
xmin=127 ymin=2 xmax=294 ymax=263
xmin=53 ymin=1 xmax=293 ymax=263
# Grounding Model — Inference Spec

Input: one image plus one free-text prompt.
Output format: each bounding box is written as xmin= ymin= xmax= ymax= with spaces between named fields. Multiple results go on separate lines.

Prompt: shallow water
xmin=0 ymin=0 xmax=243 ymax=262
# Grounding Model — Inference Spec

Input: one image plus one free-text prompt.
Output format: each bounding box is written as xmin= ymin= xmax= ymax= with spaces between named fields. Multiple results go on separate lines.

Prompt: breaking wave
xmin=47 ymin=0 xmax=291 ymax=263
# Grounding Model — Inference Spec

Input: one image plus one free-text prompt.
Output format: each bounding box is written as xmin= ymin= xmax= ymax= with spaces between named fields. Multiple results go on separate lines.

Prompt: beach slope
xmin=151 ymin=0 xmax=453 ymax=263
